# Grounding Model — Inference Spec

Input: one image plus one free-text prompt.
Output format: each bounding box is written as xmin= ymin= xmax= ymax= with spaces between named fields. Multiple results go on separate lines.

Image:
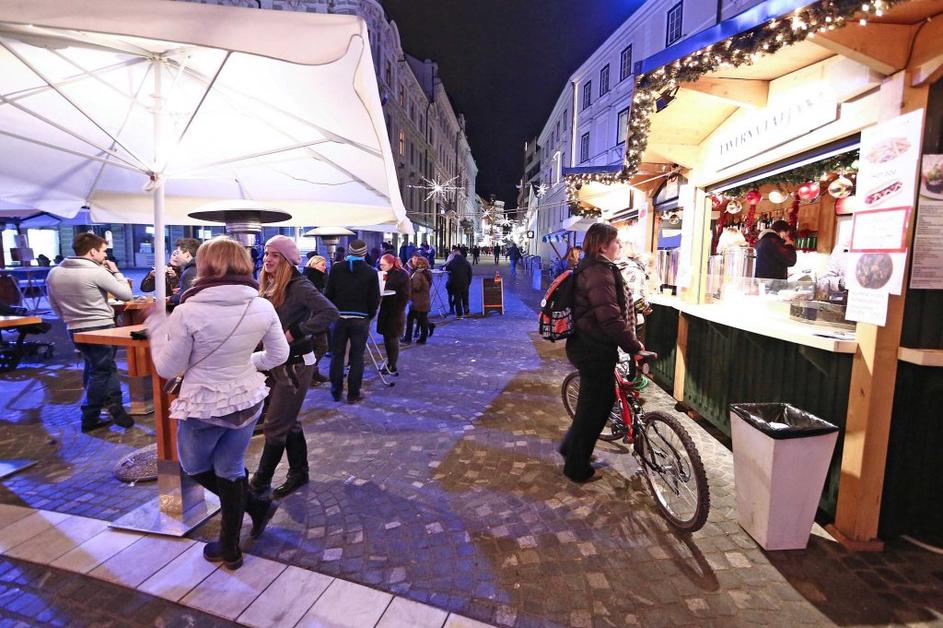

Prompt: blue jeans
xmin=72 ymin=330 xmax=123 ymax=423
xmin=330 ymin=318 xmax=369 ymax=399
xmin=176 ymin=413 xmax=260 ymax=481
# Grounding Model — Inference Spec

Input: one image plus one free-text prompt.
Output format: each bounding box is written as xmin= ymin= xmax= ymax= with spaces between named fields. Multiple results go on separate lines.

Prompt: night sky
xmin=380 ymin=0 xmax=645 ymax=206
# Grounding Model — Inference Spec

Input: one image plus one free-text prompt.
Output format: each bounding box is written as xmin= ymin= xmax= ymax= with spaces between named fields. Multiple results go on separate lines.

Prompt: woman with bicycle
xmin=560 ymin=223 xmax=643 ymax=483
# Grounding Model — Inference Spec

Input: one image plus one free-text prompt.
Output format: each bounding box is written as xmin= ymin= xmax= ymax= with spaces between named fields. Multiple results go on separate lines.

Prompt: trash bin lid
xmin=730 ymin=403 xmax=839 ymax=440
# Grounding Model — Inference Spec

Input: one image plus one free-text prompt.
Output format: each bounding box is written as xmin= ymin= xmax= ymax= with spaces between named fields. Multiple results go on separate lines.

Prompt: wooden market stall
xmin=602 ymin=0 xmax=943 ymax=549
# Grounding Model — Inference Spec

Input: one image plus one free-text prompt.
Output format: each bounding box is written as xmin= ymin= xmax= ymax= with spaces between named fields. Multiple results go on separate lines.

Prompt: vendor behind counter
xmin=755 ymin=220 xmax=797 ymax=280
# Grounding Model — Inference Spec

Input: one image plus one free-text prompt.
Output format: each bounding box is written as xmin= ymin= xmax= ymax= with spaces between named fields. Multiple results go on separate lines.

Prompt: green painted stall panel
xmin=645 ymin=303 xmax=678 ymax=392
xmin=880 ymin=362 xmax=943 ymax=539
xmin=683 ymin=315 xmax=853 ymax=519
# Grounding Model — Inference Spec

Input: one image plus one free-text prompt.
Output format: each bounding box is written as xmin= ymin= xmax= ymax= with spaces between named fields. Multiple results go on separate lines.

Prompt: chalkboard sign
xmin=482 ymin=275 xmax=504 ymax=315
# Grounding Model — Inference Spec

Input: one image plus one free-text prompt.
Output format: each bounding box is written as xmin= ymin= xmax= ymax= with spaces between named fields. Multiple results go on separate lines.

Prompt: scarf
xmin=179 ymin=274 xmax=259 ymax=304
xmin=346 ymin=254 xmax=364 ymax=272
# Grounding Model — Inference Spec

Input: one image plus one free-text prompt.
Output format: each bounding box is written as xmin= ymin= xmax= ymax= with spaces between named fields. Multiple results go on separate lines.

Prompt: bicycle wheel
xmin=638 ymin=411 xmax=710 ymax=532
xmin=561 ymin=372 xmax=580 ymax=419
xmin=560 ymin=372 xmax=624 ymax=441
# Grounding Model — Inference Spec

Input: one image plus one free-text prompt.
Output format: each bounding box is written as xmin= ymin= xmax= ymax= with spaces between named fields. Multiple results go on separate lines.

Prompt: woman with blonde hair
xmin=251 ymin=236 xmax=338 ymax=499
xmin=150 ymin=237 xmax=289 ymax=569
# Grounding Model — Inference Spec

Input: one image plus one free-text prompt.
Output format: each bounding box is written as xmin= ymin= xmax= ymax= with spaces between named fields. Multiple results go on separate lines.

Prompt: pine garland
xmin=722 ymin=151 xmax=859 ymax=199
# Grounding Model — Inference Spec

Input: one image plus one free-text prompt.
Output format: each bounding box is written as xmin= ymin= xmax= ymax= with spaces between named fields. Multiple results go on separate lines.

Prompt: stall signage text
xmin=713 ymin=95 xmax=838 ymax=170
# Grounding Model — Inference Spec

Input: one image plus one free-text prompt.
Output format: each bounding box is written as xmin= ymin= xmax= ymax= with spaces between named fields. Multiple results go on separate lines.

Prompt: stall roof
xmin=638 ymin=0 xmax=817 ymax=76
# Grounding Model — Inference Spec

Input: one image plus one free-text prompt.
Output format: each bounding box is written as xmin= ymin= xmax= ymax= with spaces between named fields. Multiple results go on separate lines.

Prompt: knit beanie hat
xmin=265 ymin=235 xmax=301 ymax=265
xmin=348 ymin=240 xmax=368 ymax=256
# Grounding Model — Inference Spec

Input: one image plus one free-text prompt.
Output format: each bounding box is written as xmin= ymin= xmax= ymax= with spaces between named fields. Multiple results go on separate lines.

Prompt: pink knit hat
xmin=265 ymin=235 xmax=301 ymax=265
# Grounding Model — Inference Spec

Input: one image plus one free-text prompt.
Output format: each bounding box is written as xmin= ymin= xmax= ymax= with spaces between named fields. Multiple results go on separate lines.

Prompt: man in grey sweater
xmin=47 ymin=233 xmax=135 ymax=432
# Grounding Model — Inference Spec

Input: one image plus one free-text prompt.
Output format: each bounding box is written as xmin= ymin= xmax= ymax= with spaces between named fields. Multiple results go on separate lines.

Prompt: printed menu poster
xmin=847 ymin=109 xmax=924 ymax=301
xmin=911 ymin=155 xmax=943 ymax=289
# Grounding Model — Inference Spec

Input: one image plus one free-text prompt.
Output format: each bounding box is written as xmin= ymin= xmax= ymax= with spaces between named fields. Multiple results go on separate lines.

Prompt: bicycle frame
xmin=612 ymin=358 xmax=645 ymax=446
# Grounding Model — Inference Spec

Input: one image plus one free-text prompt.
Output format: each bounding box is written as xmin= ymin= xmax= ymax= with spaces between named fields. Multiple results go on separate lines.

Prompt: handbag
xmin=163 ymin=298 xmax=255 ymax=395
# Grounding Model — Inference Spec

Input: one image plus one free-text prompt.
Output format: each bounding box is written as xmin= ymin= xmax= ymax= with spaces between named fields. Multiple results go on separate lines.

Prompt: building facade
xmin=533 ymin=0 xmax=764 ymax=259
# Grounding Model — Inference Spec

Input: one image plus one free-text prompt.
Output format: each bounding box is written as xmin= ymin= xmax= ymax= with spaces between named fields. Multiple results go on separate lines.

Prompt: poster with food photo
xmin=857 ymin=109 xmax=924 ymax=211
xmin=920 ymin=154 xmax=943 ymax=199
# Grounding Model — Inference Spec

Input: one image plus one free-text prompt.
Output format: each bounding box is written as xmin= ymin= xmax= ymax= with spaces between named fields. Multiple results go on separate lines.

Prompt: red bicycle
xmin=561 ymin=351 xmax=710 ymax=532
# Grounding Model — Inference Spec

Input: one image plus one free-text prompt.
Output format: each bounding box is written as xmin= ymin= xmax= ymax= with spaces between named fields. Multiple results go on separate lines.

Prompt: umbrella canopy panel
xmin=0 ymin=0 xmax=411 ymax=231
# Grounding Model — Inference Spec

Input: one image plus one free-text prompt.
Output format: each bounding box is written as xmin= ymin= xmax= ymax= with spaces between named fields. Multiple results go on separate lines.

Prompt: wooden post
xmin=829 ymin=71 xmax=929 ymax=550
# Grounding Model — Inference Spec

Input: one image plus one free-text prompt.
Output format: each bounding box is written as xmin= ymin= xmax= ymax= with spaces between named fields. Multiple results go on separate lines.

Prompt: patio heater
xmin=304 ymin=226 xmax=355 ymax=263
xmin=189 ymin=208 xmax=293 ymax=247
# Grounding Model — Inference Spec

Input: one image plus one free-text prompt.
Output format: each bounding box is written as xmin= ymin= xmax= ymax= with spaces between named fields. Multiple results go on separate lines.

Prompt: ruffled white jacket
xmin=149 ymin=285 xmax=289 ymax=421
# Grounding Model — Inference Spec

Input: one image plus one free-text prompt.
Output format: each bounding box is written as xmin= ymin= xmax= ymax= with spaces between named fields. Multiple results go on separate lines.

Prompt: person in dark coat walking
xmin=376 ymin=254 xmax=409 ymax=375
xmin=493 ymin=244 xmax=501 ymax=264
xmin=755 ymin=220 xmax=797 ymax=281
xmin=445 ymin=246 xmax=473 ymax=317
xmin=250 ymin=236 xmax=339 ymax=499
xmin=403 ymin=255 xmax=434 ymax=344
xmin=560 ymin=223 xmax=643 ymax=483
xmin=471 ymin=245 xmax=480 ymax=265
xmin=325 ymin=240 xmax=380 ymax=403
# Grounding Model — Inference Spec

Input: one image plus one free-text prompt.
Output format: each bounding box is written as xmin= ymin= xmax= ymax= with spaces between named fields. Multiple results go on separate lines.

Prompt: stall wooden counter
xmin=72 ymin=324 xmax=218 ymax=536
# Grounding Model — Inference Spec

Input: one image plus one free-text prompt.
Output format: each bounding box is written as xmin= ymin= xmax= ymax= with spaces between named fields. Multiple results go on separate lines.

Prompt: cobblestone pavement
xmin=0 ymin=556 xmax=237 ymax=627
xmin=1 ymin=262 xmax=942 ymax=626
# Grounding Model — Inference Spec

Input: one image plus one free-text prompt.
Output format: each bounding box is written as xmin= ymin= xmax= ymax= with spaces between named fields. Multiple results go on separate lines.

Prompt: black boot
xmin=244 ymin=470 xmax=278 ymax=540
xmin=273 ymin=431 xmax=309 ymax=499
xmin=189 ymin=470 xmax=218 ymax=495
xmin=249 ymin=443 xmax=285 ymax=496
xmin=203 ymin=476 xmax=245 ymax=569
xmin=107 ymin=404 xmax=135 ymax=428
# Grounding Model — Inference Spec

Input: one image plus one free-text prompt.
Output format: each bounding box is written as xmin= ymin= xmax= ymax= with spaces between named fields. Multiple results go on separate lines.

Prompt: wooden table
xmin=72 ymin=324 xmax=219 ymax=536
xmin=110 ymin=299 xmax=158 ymax=415
xmin=0 ymin=315 xmax=45 ymax=478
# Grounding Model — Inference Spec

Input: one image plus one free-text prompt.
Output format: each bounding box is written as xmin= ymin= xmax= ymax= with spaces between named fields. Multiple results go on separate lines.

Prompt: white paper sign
xmin=910 ymin=197 xmax=943 ymax=289
xmin=845 ymin=289 xmax=889 ymax=326
xmin=850 ymin=206 xmax=910 ymax=252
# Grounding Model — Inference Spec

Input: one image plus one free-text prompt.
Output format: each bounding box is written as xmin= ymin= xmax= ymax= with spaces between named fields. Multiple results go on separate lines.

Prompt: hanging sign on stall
xmin=910 ymin=155 xmax=943 ymax=289
xmin=846 ymin=289 xmax=888 ymax=327
xmin=844 ymin=109 xmax=924 ymax=302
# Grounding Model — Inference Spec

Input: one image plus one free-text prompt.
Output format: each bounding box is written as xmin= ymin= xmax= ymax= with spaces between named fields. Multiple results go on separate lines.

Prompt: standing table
xmin=428 ymin=269 xmax=450 ymax=317
xmin=0 ymin=315 xmax=43 ymax=479
xmin=72 ymin=324 xmax=219 ymax=536
xmin=111 ymin=298 xmax=158 ymax=416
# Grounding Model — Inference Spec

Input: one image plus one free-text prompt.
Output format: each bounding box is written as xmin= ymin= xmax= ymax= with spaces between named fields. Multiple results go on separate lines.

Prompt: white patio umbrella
xmin=0 ymin=0 xmax=411 ymax=303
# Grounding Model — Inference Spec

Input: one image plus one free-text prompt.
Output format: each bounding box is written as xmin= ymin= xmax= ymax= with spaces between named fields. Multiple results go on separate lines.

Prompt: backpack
xmin=538 ymin=269 xmax=579 ymax=342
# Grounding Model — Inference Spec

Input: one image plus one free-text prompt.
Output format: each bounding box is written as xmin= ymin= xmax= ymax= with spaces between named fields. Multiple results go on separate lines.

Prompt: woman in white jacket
xmin=150 ymin=237 xmax=289 ymax=570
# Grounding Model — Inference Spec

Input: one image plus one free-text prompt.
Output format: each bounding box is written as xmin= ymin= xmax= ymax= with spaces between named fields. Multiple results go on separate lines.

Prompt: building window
xmin=599 ymin=64 xmax=610 ymax=96
xmin=666 ymin=2 xmax=683 ymax=46
xmin=582 ymin=81 xmax=592 ymax=110
xmin=551 ymin=151 xmax=562 ymax=185
xmin=617 ymin=107 xmax=629 ymax=145
xmin=620 ymin=45 xmax=633 ymax=81
xmin=563 ymin=110 xmax=568 ymax=130
xmin=398 ymin=130 xmax=405 ymax=157
xmin=580 ymin=132 xmax=590 ymax=163
xmin=385 ymin=61 xmax=392 ymax=86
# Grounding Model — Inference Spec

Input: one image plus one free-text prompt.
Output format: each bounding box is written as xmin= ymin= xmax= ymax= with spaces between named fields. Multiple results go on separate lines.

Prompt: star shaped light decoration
xmin=408 ymin=176 xmax=462 ymax=203
xmin=536 ymin=183 xmax=549 ymax=198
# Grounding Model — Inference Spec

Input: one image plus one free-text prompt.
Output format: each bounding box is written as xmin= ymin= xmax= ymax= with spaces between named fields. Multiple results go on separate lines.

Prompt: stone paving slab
xmin=1 ymin=263 xmax=942 ymax=626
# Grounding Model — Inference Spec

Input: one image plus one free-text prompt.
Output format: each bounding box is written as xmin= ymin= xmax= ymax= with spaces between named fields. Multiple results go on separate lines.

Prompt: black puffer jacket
xmin=325 ymin=259 xmax=381 ymax=319
xmin=444 ymin=254 xmax=473 ymax=289
xmin=272 ymin=271 xmax=339 ymax=362
xmin=571 ymin=256 xmax=642 ymax=358
xmin=755 ymin=230 xmax=797 ymax=280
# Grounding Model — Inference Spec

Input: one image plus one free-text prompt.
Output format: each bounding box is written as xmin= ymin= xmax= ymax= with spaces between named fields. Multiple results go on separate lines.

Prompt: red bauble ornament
xmin=744 ymin=189 xmax=762 ymax=205
xmin=711 ymin=195 xmax=724 ymax=209
xmin=797 ymin=181 xmax=821 ymax=201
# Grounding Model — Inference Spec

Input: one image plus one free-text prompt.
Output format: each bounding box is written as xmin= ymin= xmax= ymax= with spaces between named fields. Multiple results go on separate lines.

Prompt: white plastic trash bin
xmin=730 ymin=403 xmax=839 ymax=551
xmin=532 ymin=263 xmax=542 ymax=291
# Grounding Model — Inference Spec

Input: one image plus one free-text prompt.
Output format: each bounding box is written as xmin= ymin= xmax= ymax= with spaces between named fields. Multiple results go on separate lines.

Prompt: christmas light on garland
xmin=723 ymin=151 xmax=859 ymax=199
xmin=621 ymin=0 xmax=906 ymax=181
xmin=564 ymin=171 xmax=628 ymax=218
